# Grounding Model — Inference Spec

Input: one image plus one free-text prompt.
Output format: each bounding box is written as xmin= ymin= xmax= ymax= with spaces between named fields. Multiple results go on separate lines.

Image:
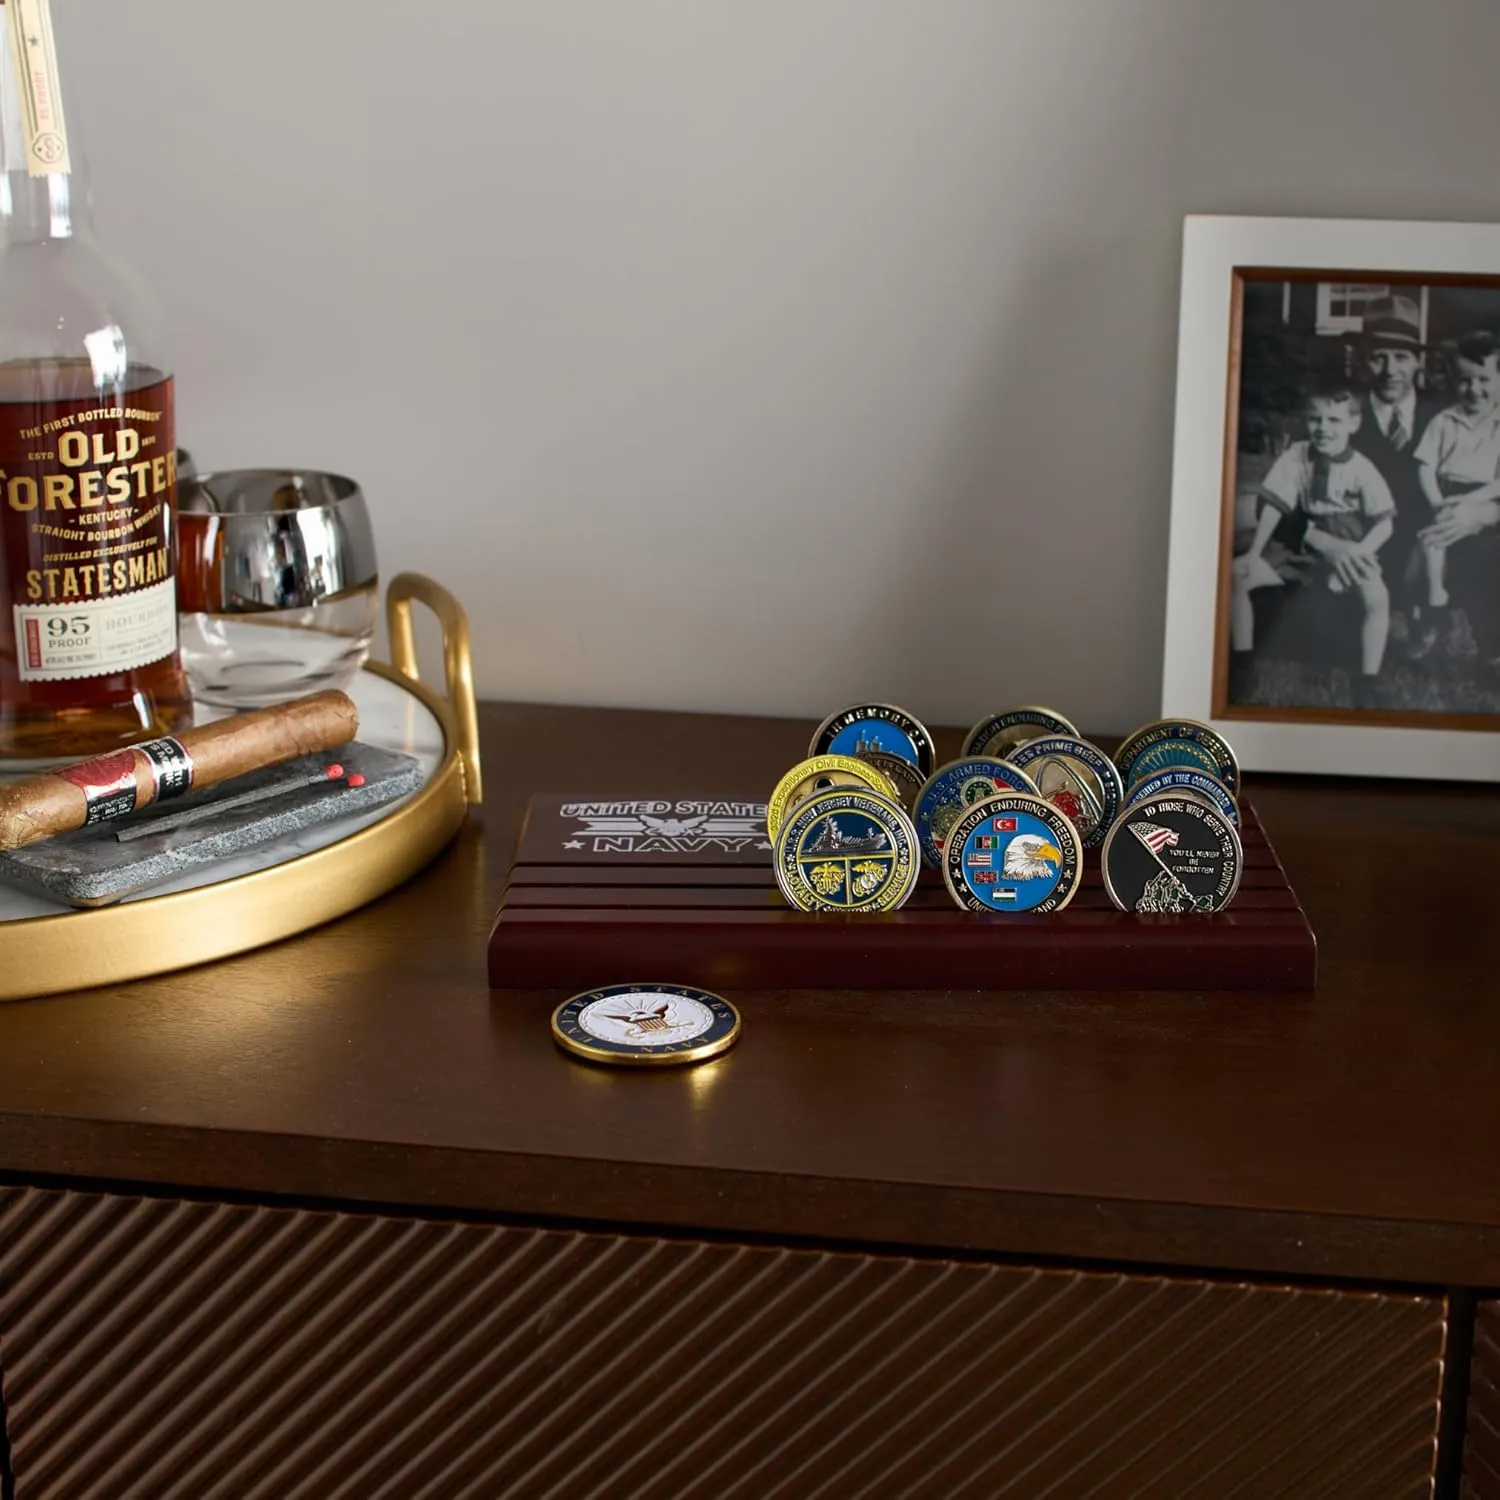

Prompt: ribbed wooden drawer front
xmin=1465 ymin=1300 xmax=1500 ymax=1498
xmin=0 ymin=1186 xmax=1443 ymax=1500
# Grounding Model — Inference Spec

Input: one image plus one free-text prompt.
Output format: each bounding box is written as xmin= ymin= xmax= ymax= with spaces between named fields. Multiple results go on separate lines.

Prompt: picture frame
xmin=1162 ymin=215 xmax=1500 ymax=782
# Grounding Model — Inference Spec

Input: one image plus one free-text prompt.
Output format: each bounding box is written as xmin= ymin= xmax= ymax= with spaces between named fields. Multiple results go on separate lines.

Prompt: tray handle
xmin=385 ymin=573 xmax=483 ymax=806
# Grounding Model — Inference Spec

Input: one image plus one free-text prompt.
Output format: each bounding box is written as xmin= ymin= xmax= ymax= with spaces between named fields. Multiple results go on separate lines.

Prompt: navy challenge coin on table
xmin=941 ymin=793 xmax=1083 ymax=914
xmin=1006 ymin=734 xmax=1124 ymax=850
xmin=551 ymin=983 xmax=741 ymax=1067
xmin=914 ymin=756 xmax=1042 ymax=870
xmin=1101 ymin=796 xmax=1243 ymax=915
xmin=1114 ymin=718 xmax=1241 ymax=798
xmin=961 ymin=705 xmax=1078 ymax=761
xmin=809 ymin=703 xmax=936 ymax=779
xmin=1124 ymin=767 xmax=1240 ymax=828
xmin=774 ymin=787 xmax=920 ymax=913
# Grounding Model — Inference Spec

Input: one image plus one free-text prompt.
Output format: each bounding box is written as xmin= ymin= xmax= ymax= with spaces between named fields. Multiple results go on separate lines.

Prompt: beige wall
xmin=62 ymin=1 xmax=1500 ymax=729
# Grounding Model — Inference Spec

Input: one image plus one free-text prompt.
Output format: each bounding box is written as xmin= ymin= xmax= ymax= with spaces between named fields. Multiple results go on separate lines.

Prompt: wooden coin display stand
xmin=488 ymin=793 xmax=1317 ymax=991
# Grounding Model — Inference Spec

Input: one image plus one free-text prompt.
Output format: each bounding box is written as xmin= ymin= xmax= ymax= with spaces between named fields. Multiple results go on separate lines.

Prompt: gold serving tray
xmin=0 ymin=574 xmax=482 ymax=1003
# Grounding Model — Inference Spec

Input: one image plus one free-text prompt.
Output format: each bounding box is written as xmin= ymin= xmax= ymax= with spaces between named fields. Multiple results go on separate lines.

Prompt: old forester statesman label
xmin=2 ymin=375 xmax=179 ymax=682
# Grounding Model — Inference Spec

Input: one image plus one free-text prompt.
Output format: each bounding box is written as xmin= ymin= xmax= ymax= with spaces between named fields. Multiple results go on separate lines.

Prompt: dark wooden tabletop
xmin=1 ymin=703 xmax=1498 ymax=1290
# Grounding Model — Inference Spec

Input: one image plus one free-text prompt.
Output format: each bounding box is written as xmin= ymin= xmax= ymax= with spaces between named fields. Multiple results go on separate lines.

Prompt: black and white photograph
xmin=1223 ymin=276 xmax=1500 ymax=724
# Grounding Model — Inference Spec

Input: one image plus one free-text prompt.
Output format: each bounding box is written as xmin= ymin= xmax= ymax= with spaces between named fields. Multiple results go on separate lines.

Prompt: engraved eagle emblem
xmin=640 ymin=815 xmax=707 ymax=838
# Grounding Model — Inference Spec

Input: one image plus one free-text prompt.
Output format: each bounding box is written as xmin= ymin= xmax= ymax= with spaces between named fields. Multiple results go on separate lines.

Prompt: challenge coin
xmin=766 ymin=754 xmax=899 ymax=842
xmin=1124 ymin=767 xmax=1240 ymax=828
xmin=552 ymin=983 xmax=741 ymax=1067
xmin=1101 ymin=796 xmax=1243 ymax=914
xmin=1114 ymin=719 xmax=1241 ymax=797
xmin=774 ymin=787 xmax=920 ymax=913
xmin=856 ymin=749 xmax=925 ymax=810
xmin=962 ymin=705 xmax=1079 ymax=760
xmin=809 ymin=703 xmax=936 ymax=778
xmin=914 ymin=756 xmax=1042 ymax=870
xmin=1006 ymin=734 xmax=1125 ymax=850
xmin=941 ymin=793 xmax=1083 ymax=914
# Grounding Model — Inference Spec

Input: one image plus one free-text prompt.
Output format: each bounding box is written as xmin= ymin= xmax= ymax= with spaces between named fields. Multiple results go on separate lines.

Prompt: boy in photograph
xmin=1409 ymin=330 xmax=1500 ymax=657
xmin=1231 ymin=383 xmax=1396 ymax=709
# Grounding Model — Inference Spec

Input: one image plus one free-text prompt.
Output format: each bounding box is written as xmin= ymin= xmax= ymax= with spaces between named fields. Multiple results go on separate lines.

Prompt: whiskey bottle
xmin=0 ymin=0 xmax=191 ymax=759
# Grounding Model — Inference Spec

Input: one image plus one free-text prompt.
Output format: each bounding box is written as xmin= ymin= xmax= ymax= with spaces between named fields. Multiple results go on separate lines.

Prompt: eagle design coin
xmin=1101 ymin=796 xmax=1243 ymax=914
xmin=941 ymin=793 xmax=1083 ymax=914
xmin=766 ymin=755 xmax=899 ymax=842
xmin=1124 ymin=767 xmax=1240 ymax=828
xmin=914 ymin=756 xmax=1042 ymax=870
xmin=774 ymin=788 xmax=920 ymax=913
xmin=962 ymin=705 xmax=1078 ymax=760
xmin=552 ymin=983 xmax=741 ymax=1067
xmin=1006 ymin=734 xmax=1125 ymax=850
xmin=809 ymin=703 xmax=936 ymax=778
xmin=1114 ymin=719 xmax=1241 ymax=797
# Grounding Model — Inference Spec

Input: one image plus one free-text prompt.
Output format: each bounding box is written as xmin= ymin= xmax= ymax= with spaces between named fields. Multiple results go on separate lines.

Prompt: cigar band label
xmin=55 ymin=749 xmax=139 ymax=825
xmin=53 ymin=736 xmax=194 ymax=826
xmin=138 ymin=737 xmax=194 ymax=801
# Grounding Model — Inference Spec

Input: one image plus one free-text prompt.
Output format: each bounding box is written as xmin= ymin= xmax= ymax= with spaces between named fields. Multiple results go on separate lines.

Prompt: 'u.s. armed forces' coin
xmin=1125 ymin=767 xmax=1240 ymax=829
xmin=961 ymin=705 xmax=1078 ymax=761
xmin=1101 ymin=796 xmax=1243 ymax=914
xmin=941 ymin=793 xmax=1083 ymax=914
xmin=766 ymin=755 xmax=899 ymax=842
xmin=1006 ymin=734 xmax=1124 ymax=850
xmin=552 ymin=983 xmax=741 ymax=1067
xmin=810 ymin=703 xmax=936 ymax=778
xmin=774 ymin=788 xmax=920 ymax=913
xmin=914 ymin=756 xmax=1042 ymax=870
xmin=856 ymin=748 xmax=925 ymax=810
xmin=1114 ymin=719 xmax=1241 ymax=798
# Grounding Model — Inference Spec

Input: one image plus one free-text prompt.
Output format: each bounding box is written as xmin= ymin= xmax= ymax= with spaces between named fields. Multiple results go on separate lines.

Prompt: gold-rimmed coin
xmin=962 ymin=705 xmax=1078 ymax=760
xmin=552 ymin=983 xmax=741 ymax=1067
xmin=766 ymin=754 xmax=899 ymax=842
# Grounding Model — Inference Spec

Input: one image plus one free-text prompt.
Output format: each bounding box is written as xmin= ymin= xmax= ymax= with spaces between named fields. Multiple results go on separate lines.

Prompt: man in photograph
xmin=1349 ymin=294 xmax=1441 ymax=636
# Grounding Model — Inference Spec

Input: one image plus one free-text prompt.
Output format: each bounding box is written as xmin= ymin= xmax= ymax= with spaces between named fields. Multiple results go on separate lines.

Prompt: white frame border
xmin=1162 ymin=214 xmax=1500 ymax=782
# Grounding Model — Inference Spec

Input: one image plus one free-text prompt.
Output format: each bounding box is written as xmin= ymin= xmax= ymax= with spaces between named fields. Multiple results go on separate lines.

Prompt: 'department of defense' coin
xmin=961 ymin=705 xmax=1079 ymax=760
xmin=809 ymin=703 xmax=936 ymax=778
xmin=1102 ymin=795 xmax=1243 ymax=914
xmin=774 ymin=787 xmax=920 ymax=913
xmin=856 ymin=748 xmax=925 ymax=810
xmin=1114 ymin=719 xmax=1241 ymax=797
xmin=914 ymin=756 xmax=1042 ymax=870
xmin=551 ymin=983 xmax=741 ymax=1067
xmin=941 ymin=793 xmax=1083 ymax=914
xmin=1005 ymin=735 xmax=1124 ymax=850
xmin=766 ymin=755 xmax=899 ymax=842
xmin=1125 ymin=767 xmax=1240 ymax=828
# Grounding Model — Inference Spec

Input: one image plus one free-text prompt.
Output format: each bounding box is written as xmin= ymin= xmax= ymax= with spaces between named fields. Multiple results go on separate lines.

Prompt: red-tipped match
xmin=325 ymin=763 xmax=344 ymax=779
xmin=348 ymin=773 xmax=366 ymax=788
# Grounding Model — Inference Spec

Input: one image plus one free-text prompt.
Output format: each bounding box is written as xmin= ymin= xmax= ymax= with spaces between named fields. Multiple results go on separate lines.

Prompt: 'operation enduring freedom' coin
xmin=552 ymin=983 xmax=741 ymax=1067
xmin=774 ymin=787 xmax=920 ymax=913
xmin=1101 ymin=796 xmax=1243 ymax=914
xmin=962 ymin=705 xmax=1079 ymax=761
xmin=1125 ymin=767 xmax=1240 ymax=828
xmin=942 ymin=793 xmax=1083 ymax=914
xmin=1006 ymin=734 xmax=1124 ymax=850
xmin=914 ymin=756 xmax=1042 ymax=870
xmin=1114 ymin=719 xmax=1241 ymax=798
xmin=766 ymin=754 xmax=898 ymax=842
xmin=810 ymin=703 xmax=936 ymax=779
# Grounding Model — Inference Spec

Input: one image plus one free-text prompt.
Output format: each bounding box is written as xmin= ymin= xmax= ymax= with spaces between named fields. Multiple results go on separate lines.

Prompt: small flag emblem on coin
xmin=968 ymin=852 xmax=992 ymax=866
xmin=993 ymin=816 xmax=1017 ymax=831
xmin=1132 ymin=822 xmax=1180 ymax=855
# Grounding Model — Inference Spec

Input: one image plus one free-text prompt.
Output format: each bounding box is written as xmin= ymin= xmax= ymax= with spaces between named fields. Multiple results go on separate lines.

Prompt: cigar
xmin=0 ymin=690 xmax=359 ymax=852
